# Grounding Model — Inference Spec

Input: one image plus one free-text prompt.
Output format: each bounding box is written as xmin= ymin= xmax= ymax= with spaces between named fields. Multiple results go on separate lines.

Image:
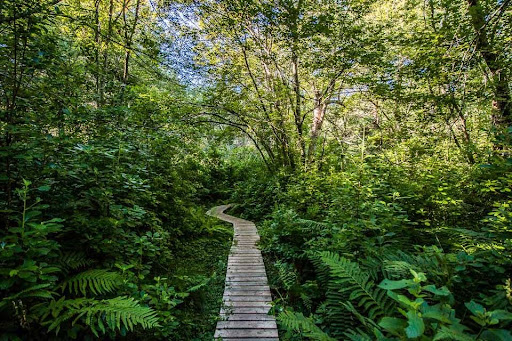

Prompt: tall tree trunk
xmin=122 ymin=0 xmax=141 ymax=84
xmin=291 ymin=51 xmax=305 ymax=165
xmin=94 ymin=0 xmax=101 ymax=106
xmin=100 ymin=0 xmax=114 ymax=106
xmin=290 ymin=0 xmax=305 ymax=166
xmin=467 ymin=0 xmax=511 ymax=127
xmin=307 ymin=90 xmax=327 ymax=161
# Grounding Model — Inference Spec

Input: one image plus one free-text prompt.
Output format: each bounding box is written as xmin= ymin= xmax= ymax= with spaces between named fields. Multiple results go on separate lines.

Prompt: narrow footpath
xmin=208 ymin=205 xmax=278 ymax=341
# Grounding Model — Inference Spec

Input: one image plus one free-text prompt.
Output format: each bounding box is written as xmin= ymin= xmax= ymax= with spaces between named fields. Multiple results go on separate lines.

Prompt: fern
xmin=0 ymin=284 xmax=55 ymax=309
xmin=59 ymin=252 xmax=93 ymax=271
xmin=343 ymin=328 xmax=373 ymax=341
xmin=61 ymin=269 xmax=123 ymax=296
xmin=382 ymin=260 xmax=415 ymax=279
xmin=377 ymin=250 xmax=444 ymax=281
xmin=310 ymin=252 xmax=362 ymax=337
xmin=296 ymin=218 xmax=330 ymax=233
xmin=310 ymin=253 xmax=332 ymax=287
xmin=325 ymin=280 xmax=358 ymax=337
xmin=278 ymin=310 xmax=336 ymax=341
xmin=320 ymin=252 xmax=394 ymax=320
xmin=40 ymin=296 xmax=160 ymax=337
xmin=275 ymin=260 xmax=299 ymax=290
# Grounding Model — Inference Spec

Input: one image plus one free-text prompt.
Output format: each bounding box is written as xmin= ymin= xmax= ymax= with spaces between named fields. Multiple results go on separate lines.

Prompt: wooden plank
xmin=228 ymin=255 xmax=262 ymax=258
xmin=220 ymin=307 xmax=271 ymax=314
xmin=226 ymin=278 xmax=268 ymax=283
xmin=214 ymin=329 xmax=279 ymax=338
xmin=229 ymin=252 xmax=261 ymax=255
xmin=217 ymin=320 xmax=277 ymax=329
xmin=226 ymin=272 xmax=267 ymax=277
xmin=227 ymin=275 xmax=268 ymax=279
xmin=226 ymin=284 xmax=269 ymax=289
xmin=228 ymin=263 xmax=264 ymax=266
xmin=226 ymin=277 xmax=268 ymax=281
xmin=224 ymin=301 xmax=271 ymax=307
xmin=219 ymin=313 xmax=275 ymax=321
xmin=230 ymin=249 xmax=260 ymax=251
xmin=224 ymin=296 xmax=271 ymax=302
xmin=225 ymin=285 xmax=270 ymax=291
xmin=227 ymin=269 xmax=266 ymax=273
xmin=224 ymin=290 xmax=271 ymax=296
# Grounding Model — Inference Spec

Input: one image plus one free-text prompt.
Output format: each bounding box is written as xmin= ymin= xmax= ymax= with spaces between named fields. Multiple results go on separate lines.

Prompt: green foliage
xmin=320 ymin=251 xmax=394 ymax=320
xmin=39 ymin=296 xmax=160 ymax=336
xmin=278 ymin=310 xmax=335 ymax=341
xmin=2 ymin=0 xmax=512 ymax=339
xmin=61 ymin=270 xmax=123 ymax=296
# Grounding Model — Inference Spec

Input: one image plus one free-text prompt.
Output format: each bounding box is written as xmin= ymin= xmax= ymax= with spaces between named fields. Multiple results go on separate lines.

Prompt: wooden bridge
xmin=208 ymin=205 xmax=278 ymax=341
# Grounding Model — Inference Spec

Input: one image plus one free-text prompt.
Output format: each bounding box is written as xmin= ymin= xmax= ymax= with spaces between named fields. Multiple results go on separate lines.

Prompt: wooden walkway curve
xmin=208 ymin=205 xmax=278 ymax=341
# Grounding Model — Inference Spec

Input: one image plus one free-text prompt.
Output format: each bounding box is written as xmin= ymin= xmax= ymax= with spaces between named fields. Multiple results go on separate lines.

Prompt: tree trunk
xmin=467 ymin=0 xmax=511 ymax=127
xmin=291 ymin=51 xmax=305 ymax=164
xmin=94 ymin=0 xmax=101 ymax=106
xmin=122 ymin=0 xmax=141 ymax=84
xmin=307 ymin=90 xmax=327 ymax=161
xmin=100 ymin=0 xmax=114 ymax=106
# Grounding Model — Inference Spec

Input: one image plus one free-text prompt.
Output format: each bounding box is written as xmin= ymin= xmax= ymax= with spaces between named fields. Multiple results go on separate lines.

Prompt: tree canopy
xmin=1 ymin=0 xmax=511 ymax=339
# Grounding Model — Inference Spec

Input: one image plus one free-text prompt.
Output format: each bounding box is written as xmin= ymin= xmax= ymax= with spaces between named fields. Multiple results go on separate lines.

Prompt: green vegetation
xmin=1 ymin=0 xmax=511 ymax=340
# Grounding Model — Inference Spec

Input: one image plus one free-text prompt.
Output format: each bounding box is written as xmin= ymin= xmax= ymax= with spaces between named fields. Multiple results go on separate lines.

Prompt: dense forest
xmin=1 ymin=0 xmax=511 ymax=340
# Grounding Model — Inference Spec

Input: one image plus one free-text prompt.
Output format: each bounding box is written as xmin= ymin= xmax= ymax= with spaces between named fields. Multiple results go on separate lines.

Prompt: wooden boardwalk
xmin=208 ymin=205 xmax=278 ymax=341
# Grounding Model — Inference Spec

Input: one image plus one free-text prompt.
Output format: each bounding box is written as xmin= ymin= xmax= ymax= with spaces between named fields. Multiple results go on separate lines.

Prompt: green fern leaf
xmin=278 ymin=310 xmax=335 ymax=341
xmin=61 ymin=269 xmax=123 ymax=296
xmin=42 ymin=296 xmax=160 ymax=335
xmin=320 ymin=251 xmax=394 ymax=320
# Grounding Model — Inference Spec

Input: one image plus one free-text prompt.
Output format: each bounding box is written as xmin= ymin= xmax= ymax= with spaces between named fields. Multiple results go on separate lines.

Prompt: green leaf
xmin=379 ymin=279 xmax=412 ymax=290
xmin=424 ymin=285 xmax=450 ymax=296
xmin=433 ymin=324 xmax=473 ymax=341
xmin=481 ymin=329 xmax=512 ymax=341
xmin=489 ymin=310 xmax=512 ymax=321
xmin=405 ymin=311 xmax=425 ymax=338
xmin=379 ymin=317 xmax=406 ymax=336
xmin=465 ymin=301 xmax=485 ymax=316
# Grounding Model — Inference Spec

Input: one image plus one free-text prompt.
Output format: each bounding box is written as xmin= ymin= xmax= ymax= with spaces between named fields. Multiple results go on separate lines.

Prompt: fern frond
xmin=296 ymin=218 xmax=329 ymax=232
xmin=320 ymin=252 xmax=394 ymax=320
xmin=41 ymin=296 xmax=160 ymax=336
xmin=275 ymin=261 xmax=298 ymax=290
xmin=59 ymin=252 xmax=93 ymax=271
xmin=310 ymin=253 xmax=331 ymax=287
xmin=382 ymin=260 xmax=415 ymax=279
xmin=278 ymin=310 xmax=335 ymax=341
xmin=378 ymin=250 xmax=441 ymax=281
xmin=0 ymin=284 xmax=55 ymax=309
xmin=343 ymin=328 xmax=373 ymax=341
xmin=61 ymin=269 xmax=123 ymax=296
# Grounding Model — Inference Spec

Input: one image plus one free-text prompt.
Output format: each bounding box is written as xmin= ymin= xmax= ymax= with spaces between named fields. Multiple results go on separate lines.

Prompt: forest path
xmin=207 ymin=205 xmax=278 ymax=341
